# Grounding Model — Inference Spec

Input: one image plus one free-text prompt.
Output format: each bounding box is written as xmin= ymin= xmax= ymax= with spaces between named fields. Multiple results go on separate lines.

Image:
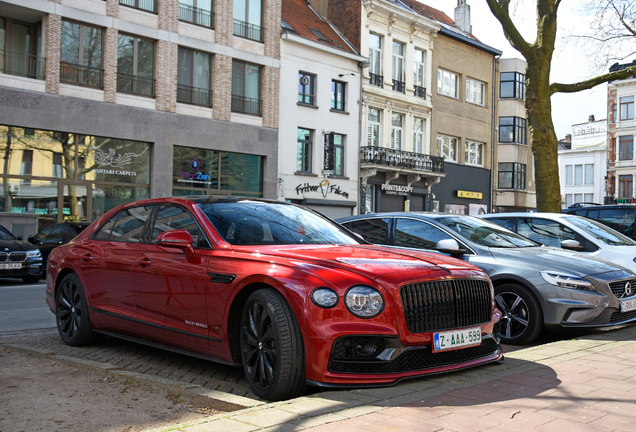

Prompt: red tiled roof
xmin=281 ymin=0 xmax=357 ymax=55
xmin=399 ymin=0 xmax=479 ymax=41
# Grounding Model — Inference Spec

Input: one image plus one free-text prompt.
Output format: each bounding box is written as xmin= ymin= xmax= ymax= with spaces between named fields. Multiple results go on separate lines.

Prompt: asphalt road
xmin=0 ymin=279 xmax=54 ymax=335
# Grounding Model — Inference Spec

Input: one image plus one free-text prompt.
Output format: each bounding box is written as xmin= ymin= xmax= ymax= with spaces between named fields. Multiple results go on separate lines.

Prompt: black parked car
xmin=566 ymin=204 xmax=636 ymax=240
xmin=28 ymin=222 xmax=90 ymax=275
xmin=0 ymin=225 xmax=42 ymax=283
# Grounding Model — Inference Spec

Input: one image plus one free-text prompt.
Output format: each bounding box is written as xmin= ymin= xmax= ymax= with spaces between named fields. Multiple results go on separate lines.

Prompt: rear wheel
xmin=240 ymin=288 xmax=305 ymax=401
xmin=56 ymin=273 xmax=101 ymax=346
xmin=494 ymin=283 xmax=543 ymax=345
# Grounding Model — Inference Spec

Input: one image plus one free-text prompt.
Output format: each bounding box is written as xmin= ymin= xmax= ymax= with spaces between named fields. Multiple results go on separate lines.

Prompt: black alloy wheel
xmin=240 ymin=288 xmax=305 ymax=401
xmin=56 ymin=273 xmax=100 ymax=346
xmin=494 ymin=283 xmax=543 ymax=345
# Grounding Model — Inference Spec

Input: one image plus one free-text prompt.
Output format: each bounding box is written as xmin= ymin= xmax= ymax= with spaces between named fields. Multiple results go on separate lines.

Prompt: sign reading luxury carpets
xmin=381 ymin=184 xmax=413 ymax=196
xmin=296 ymin=180 xmax=349 ymax=199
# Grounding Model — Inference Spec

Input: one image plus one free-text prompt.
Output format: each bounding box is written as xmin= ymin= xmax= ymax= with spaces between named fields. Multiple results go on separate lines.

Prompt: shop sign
xmin=617 ymin=198 xmax=636 ymax=204
xmin=381 ymin=184 xmax=412 ymax=196
xmin=94 ymin=147 xmax=138 ymax=176
xmin=295 ymin=180 xmax=349 ymax=199
xmin=323 ymin=133 xmax=335 ymax=172
xmin=178 ymin=158 xmax=213 ymax=186
xmin=457 ymin=190 xmax=482 ymax=199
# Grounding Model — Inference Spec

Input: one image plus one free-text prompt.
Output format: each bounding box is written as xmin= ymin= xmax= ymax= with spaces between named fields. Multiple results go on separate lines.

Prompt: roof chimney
xmin=454 ymin=0 xmax=472 ymax=34
xmin=589 ymin=114 xmax=595 ymax=122
xmin=565 ymin=134 xmax=572 ymax=142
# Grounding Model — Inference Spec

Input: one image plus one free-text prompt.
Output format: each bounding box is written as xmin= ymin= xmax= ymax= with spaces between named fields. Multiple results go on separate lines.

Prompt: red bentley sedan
xmin=46 ymin=196 xmax=503 ymax=401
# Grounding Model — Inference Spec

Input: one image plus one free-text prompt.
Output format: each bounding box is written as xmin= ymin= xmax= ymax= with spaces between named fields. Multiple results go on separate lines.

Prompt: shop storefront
xmin=430 ymin=163 xmax=491 ymax=215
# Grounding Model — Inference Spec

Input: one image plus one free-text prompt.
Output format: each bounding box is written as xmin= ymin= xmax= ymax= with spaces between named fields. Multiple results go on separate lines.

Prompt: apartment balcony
xmin=116 ymin=72 xmax=155 ymax=97
xmin=392 ymin=79 xmax=405 ymax=93
xmin=233 ymin=19 xmax=263 ymax=42
xmin=414 ymin=85 xmax=426 ymax=99
xmin=369 ymin=73 xmax=383 ymax=88
xmin=0 ymin=50 xmax=46 ymax=80
xmin=177 ymin=84 xmax=213 ymax=107
xmin=179 ymin=3 xmax=214 ymax=28
xmin=60 ymin=63 xmax=103 ymax=88
xmin=120 ymin=0 xmax=158 ymax=14
xmin=360 ymin=146 xmax=444 ymax=174
xmin=231 ymin=94 xmax=262 ymax=116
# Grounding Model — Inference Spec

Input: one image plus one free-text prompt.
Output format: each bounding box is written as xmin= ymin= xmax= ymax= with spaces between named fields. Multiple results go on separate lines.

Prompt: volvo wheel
xmin=495 ymin=283 xmax=543 ymax=345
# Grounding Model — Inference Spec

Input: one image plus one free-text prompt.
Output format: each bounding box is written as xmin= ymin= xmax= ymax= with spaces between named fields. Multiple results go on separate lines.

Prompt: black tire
xmin=240 ymin=288 xmax=305 ymax=401
xmin=22 ymin=274 xmax=40 ymax=284
xmin=494 ymin=283 xmax=543 ymax=345
xmin=56 ymin=273 xmax=101 ymax=346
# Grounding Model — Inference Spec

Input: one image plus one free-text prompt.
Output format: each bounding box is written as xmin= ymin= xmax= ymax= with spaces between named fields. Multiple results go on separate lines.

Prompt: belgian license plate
xmin=0 ymin=263 xmax=22 ymax=270
xmin=621 ymin=299 xmax=636 ymax=312
xmin=433 ymin=326 xmax=481 ymax=352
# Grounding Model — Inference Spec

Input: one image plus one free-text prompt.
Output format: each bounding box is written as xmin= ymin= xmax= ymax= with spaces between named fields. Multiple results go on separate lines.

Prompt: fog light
xmin=354 ymin=339 xmax=377 ymax=356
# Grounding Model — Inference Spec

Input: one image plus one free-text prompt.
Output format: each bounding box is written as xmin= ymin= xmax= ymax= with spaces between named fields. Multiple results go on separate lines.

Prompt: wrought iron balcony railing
xmin=231 ymin=94 xmax=262 ymax=116
xmin=414 ymin=85 xmax=426 ymax=99
xmin=392 ymin=79 xmax=405 ymax=93
xmin=179 ymin=3 xmax=214 ymax=28
xmin=360 ymin=146 xmax=444 ymax=173
xmin=0 ymin=50 xmax=46 ymax=80
xmin=233 ymin=19 xmax=263 ymax=42
xmin=116 ymin=72 xmax=155 ymax=97
xmin=177 ymin=84 xmax=213 ymax=107
xmin=120 ymin=0 xmax=157 ymax=13
xmin=369 ymin=73 xmax=383 ymax=87
xmin=60 ymin=62 xmax=103 ymax=88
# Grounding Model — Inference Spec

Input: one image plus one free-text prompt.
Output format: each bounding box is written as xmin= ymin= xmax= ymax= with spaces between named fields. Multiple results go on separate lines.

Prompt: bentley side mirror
xmin=156 ymin=230 xmax=195 ymax=257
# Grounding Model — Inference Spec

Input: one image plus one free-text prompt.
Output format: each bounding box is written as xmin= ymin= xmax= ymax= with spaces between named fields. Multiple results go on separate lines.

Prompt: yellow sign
xmin=457 ymin=190 xmax=482 ymax=199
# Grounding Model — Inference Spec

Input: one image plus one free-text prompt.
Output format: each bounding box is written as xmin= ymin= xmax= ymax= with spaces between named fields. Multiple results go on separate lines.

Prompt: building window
xmin=369 ymin=34 xmax=382 ymax=76
xmin=620 ymin=135 xmax=634 ymax=160
xmin=499 ymin=116 xmax=527 ymax=144
xmin=613 ymin=103 xmax=618 ymax=123
xmin=565 ymin=165 xmax=573 ymax=185
xmin=297 ymin=128 xmax=312 ymax=173
xmin=620 ymin=96 xmax=634 ymax=120
xmin=0 ymin=18 xmax=45 ymax=80
xmin=574 ymin=164 xmax=583 ymax=185
xmin=368 ymin=108 xmax=381 ymax=147
xmin=437 ymin=68 xmax=459 ymax=98
xmin=60 ymin=20 xmax=103 ymax=88
xmin=413 ymin=118 xmax=425 ymax=153
xmin=414 ymin=49 xmax=426 ymax=88
xmin=117 ymin=34 xmax=155 ymax=97
xmin=231 ymin=60 xmax=261 ymax=116
xmin=20 ymin=149 xmax=33 ymax=185
xmin=179 ymin=0 xmax=214 ymax=28
xmin=333 ymin=134 xmax=344 ymax=176
xmin=391 ymin=113 xmax=403 ymax=150
xmin=500 ymin=72 xmax=524 ymax=99
xmin=585 ymin=164 xmax=594 ymax=185
xmin=233 ymin=0 xmax=263 ymax=42
xmin=620 ymin=175 xmax=633 ymax=198
xmin=177 ymin=47 xmax=212 ymax=107
xmin=438 ymin=134 xmax=458 ymax=162
xmin=565 ymin=194 xmax=573 ymax=207
xmin=466 ymin=78 xmax=485 ymax=105
xmin=52 ymin=153 xmax=63 ymax=178
xmin=119 ymin=0 xmax=157 ymax=14
xmin=465 ymin=140 xmax=484 ymax=166
xmin=498 ymin=163 xmax=526 ymax=190
xmin=298 ymin=72 xmax=316 ymax=105
xmin=584 ymin=193 xmax=594 ymax=202
xmin=392 ymin=41 xmax=405 ymax=93
xmin=331 ymin=80 xmax=345 ymax=111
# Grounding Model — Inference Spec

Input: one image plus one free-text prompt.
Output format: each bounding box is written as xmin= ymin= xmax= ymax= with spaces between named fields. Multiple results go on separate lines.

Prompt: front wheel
xmin=56 ymin=273 xmax=101 ymax=346
xmin=240 ymin=288 xmax=305 ymax=401
xmin=494 ymin=283 xmax=543 ymax=345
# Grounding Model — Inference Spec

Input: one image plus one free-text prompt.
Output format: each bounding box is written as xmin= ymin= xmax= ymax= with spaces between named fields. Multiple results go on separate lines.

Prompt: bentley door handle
xmin=137 ymin=257 xmax=152 ymax=267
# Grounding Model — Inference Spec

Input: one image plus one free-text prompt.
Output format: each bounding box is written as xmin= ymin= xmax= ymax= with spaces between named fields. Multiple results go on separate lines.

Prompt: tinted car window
xmin=34 ymin=225 xmax=55 ymax=241
xmin=485 ymin=217 xmax=515 ymax=231
xmin=597 ymin=209 xmax=636 ymax=237
xmin=151 ymin=205 xmax=210 ymax=248
xmin=437 ymin=216 xmax=537 ymax=248
xmin=93 ymin=206 xmax=154 ymax=242
xmin=343 ymin=219 xmax=391 ymax=245
xmin=50 ymin=224 xmax=72 ymax=239
xmin=394 ymin=218 xmax=452 ymax=250
xmin=568 ymin=216 xmax=636 ymax=246
xmin=0 ymin=225 xmax=15 ymax=240
xmin=517 ymin=218 xmax=577 ymax=248
xmin=200 ymin=202 xmax=360 ymax=245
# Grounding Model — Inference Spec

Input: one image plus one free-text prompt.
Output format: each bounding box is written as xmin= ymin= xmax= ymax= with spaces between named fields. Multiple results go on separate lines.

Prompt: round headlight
xmin=345 ymin=286 xmax=384 ymax=318
xmin=311 ymin=288 xmax=339 ymax=308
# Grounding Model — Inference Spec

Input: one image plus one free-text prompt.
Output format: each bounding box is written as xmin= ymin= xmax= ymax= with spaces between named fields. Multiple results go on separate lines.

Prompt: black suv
xmin=565 ymin=204 xmax=636 ymax=240
xmin=0 ymin=225 xmax=42 ymax=283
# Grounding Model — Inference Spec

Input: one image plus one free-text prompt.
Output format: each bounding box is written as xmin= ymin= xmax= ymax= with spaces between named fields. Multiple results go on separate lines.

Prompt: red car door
xmin=134 ymin=205 xmax=212 ymax=352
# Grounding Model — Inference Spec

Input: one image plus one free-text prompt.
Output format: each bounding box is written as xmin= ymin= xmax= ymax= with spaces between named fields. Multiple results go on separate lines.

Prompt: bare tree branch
xmin=485 ymin=0 xmax=532 ymax=58
xmin=550 ymin=65 xmax=636 ymax=94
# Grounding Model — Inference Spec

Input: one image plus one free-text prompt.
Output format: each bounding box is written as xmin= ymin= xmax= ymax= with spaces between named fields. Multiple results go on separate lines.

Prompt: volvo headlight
xmin=540 ymin=271 xmax=595 ymax=291
xmin=311 ymin=288 xmax=339 ymax=308
xmin=26 ymin=250 xmax=41 ymax=257
xmin=345 ymin=286 xmax=384 ymax=318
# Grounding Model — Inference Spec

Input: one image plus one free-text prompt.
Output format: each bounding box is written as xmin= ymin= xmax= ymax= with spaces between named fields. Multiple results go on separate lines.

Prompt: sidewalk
xmin=149 ymin=325 xmax=636 ymax=432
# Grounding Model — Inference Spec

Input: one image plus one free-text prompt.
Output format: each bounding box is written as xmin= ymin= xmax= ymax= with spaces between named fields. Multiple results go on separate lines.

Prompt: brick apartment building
xmin=0 ymin=0 xmax=281 ymax=233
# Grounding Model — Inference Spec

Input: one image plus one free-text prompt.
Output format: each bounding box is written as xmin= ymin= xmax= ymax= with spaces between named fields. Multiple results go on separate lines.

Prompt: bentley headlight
xmin=540 ymin=271 xmax=595 ymax=291
xmin=311 ymin=288 xmax=339 ymax=308
xmin=345 ymin=286 xmax=384 ymax=318
xmin=26 ymin=250 xmax=41 ymax=257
